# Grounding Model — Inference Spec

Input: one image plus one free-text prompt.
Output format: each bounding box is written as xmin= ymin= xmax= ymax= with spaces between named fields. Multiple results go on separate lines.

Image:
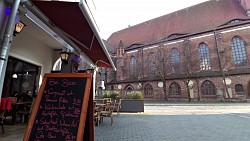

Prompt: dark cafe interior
xmin=0 ymin=57 xmax=38 ymax=128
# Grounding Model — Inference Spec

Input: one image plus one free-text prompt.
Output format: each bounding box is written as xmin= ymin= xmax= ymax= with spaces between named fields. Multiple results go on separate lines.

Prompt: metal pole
xmin=0 ymin=0 xmax=21 ymax=99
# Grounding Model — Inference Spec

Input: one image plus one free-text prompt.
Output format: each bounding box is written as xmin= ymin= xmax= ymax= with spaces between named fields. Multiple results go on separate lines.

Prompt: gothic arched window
xmin=231 ymin=37 xmax=247 ymax=67
xmin=201 ymin=80 xmax=216 ymax=96
xmin=171 ymin=48 xmax=180 ymax=73
xmin=148 ymin=53 xmax=156 ymax=77
xmin=169 ymin=82 xmax=181 ymax=96
xmin=198 ymin=43 xmax=211 ymax=70
xmin=130 ymin=56 xmax=136 ymax=77
xmin=144 ymin=84 xmax=154 ymax=98
xmin=235 ymin=84 xmax=244 ymax=94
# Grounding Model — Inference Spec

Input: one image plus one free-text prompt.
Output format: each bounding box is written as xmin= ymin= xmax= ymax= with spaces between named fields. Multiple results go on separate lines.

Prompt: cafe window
xmin=2 ymin=57 xmax=40 ymax=98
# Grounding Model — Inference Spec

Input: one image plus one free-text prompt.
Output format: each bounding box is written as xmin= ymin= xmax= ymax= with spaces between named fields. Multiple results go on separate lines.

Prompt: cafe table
xmin=16 ymin=101 xmax=32 ymax=123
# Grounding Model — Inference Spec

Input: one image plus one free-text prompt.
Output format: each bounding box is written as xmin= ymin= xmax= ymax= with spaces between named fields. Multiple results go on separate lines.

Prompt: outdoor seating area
xmin=0 ymin=96 xmax=36 ymax=134
xmin=94 ymin=98 xmax=122 ymax=126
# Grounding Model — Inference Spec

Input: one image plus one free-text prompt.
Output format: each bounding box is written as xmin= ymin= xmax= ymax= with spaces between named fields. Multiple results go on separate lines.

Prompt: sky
xmin=86 ymin=0 xmax=209 ymax=39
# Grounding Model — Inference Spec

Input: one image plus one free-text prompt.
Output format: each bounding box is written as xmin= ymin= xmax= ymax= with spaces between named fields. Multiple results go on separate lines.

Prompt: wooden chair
xmin=4 ymin=97 xmax=17 ymax=124
xmin=114 ymin=99 xmax=122 ymax=116
xmin=94 ymin=102 xmax=101 ymax=126
xmin=0 ymin=97 xmax=13 ymax=133
xmin=17 ymin=98 xmax=36 ymax=123
xmin=100 ymin=102 xmax=114 ymax=126
xmin=103 ymin=98 xmax=112 ymax=104
xmin=0 ymin=110 xmax=5 ymax=134
xmin=94 ymin=99 xmax=104 ymax=104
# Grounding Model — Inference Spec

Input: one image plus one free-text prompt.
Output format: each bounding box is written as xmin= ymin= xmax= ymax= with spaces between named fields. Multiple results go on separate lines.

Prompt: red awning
xmin=31 ymin=0 xmax=114 ymax=69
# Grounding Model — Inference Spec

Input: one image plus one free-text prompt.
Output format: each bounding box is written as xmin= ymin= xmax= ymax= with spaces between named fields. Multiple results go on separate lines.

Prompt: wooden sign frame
xmin=23 ymin=73 xmax=92 ymax=141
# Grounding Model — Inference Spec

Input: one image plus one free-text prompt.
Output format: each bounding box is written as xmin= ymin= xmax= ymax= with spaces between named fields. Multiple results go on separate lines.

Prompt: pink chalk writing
xmin=61 ymin=79 xmax=77 ymax=87
xmin=44 ymin=103 xmax=66 ymax=110
xmin=41 ymin=110 xmax=58 ymax=118
xmin=48 ymin=132 xmax=56 ymax=139
xmin=30 ymin=78 xmax=86 ymax=140
xmin=35 ymin=131 xmax=45 ymax=139
xmin=48 ymin=79 xmax=59 ymax=86
xmin=59 ymin=97 xmax=68 ymax=103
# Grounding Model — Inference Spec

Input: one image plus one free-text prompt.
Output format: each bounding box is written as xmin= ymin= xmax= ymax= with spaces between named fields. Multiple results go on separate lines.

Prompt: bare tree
xmin=214 ymin=31 xmax=231 ymax=100
xmin=182 ymin=39 xmax=200 ymax=101
xmin=149 ymin=44 xmax=172 ymax=100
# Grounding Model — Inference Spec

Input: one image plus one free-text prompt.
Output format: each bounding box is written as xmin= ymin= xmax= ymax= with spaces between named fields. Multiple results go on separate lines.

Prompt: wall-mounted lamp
xmin=12 ymin=73 xmax=17 ymax=78
xmin=14 ymin=21 xmax=26 ymax=36
xmin=60 ymin=51 xmax=69 ymax=64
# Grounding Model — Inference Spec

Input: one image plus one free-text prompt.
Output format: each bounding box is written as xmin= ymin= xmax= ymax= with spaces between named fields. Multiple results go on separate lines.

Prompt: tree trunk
xmin=186 ymin=80 xmax=191 ymax=102
xmin=163 ymin=80 xmax=168 ymax=101
xmin=195 ymin=77 xmax=200 ymax=101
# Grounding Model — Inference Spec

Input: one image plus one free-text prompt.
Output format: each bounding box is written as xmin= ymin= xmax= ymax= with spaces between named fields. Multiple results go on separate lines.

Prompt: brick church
xmin=98 ymin=0 xmax=250 ymax=101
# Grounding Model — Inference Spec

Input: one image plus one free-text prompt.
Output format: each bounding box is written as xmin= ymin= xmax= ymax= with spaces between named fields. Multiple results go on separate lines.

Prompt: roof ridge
xmin=108 ymin=0 xmax=249 ymax=48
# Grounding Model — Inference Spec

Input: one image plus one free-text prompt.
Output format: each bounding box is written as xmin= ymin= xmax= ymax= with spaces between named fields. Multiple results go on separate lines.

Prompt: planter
xmin=120 ymin=99 xmax=144 ymax=112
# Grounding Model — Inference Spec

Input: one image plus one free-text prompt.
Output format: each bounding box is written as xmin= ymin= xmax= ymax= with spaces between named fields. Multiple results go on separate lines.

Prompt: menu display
xmin=24 ymin=73 xmax=92 ymax=141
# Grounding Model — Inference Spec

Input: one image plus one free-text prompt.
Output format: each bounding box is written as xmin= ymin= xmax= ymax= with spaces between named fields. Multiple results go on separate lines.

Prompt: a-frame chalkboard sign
xmin=23 ymin=73 xmax=92 ymax=141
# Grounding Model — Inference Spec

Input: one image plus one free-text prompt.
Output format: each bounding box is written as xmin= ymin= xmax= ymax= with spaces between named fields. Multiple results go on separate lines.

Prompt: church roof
xmin=107 ymin=0 xmax=250 ymax=48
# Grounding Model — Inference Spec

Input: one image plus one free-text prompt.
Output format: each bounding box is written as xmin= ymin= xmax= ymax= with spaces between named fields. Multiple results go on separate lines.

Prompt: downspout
xmin=213 ymin=30 xmax=230 ymax=99
xmin=0 ymin=0 xmax=21 ymax=99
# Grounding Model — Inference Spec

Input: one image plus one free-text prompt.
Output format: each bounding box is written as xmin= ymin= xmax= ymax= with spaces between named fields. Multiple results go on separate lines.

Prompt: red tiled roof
xmin=107 ymin=0 xmax=250 ymax=48
xmin=241 ymin=0 xmax=250 ymax=10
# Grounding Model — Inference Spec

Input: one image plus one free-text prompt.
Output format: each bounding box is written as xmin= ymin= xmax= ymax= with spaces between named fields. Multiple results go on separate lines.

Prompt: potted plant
xmin=121 ymin=91 xmax=144 ymax=112
xmin=103 ymin=91 xmax=121 ymax=100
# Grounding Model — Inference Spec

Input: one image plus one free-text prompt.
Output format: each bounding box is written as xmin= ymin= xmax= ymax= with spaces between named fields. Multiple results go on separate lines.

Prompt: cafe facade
xmin=0 ymin=0 xmax=115 ymax=99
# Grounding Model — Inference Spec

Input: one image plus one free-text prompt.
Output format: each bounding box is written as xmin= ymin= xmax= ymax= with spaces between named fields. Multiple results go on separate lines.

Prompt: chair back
xmin=103 ymin=98 xmax=112 ymax=104
xmin=94 ymin=99 xmax=104 ymax=104
xmin=0 ymin=111 xmax=5 ymax=119
xmin=8 ymin=97 xmax=17 ymax=104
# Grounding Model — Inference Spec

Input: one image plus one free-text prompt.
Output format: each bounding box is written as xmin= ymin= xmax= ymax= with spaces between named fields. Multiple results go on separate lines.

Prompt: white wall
xmin=10 ymin=33 xmax=54 ymax=77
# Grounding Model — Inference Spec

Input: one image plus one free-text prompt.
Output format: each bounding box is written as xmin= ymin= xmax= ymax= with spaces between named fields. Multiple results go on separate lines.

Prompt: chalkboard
xmin=24 ymin=73 xmax=92 ymax=141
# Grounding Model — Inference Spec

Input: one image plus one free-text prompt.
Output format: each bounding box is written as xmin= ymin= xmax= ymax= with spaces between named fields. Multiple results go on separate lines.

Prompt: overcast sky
xmin=86 ymin=0 xmax=209 ymax=39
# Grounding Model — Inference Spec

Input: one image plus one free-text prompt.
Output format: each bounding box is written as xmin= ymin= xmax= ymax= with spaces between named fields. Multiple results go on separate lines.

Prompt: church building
xmin=100 ymin=0 xmax=250 ymax=101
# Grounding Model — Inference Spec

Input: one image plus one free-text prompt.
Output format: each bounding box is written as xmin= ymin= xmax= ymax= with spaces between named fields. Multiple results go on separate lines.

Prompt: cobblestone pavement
xmin=1 ymin=103 xmax=250 ymax=141
xmin=95 ymin=104 xmax=250 ymax=141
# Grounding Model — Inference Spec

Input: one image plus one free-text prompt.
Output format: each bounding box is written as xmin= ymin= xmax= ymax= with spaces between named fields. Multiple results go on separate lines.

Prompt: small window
xmin=227 ymin=19 xmax=241 ymax=25
xmin=235 ymin=84 xmax=244 ymax=94
xmin=126 ymin=86 xmax=133 ymax=95
xmin=167 ymin=33 xmax=186 ymax=39
xmin=201 ymin=80 xmax=216 ymax=96
xmin=144 ymin=84 xmax=154 ymax=98
xmin=169 ymin=82 xmax=181 ymax=96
